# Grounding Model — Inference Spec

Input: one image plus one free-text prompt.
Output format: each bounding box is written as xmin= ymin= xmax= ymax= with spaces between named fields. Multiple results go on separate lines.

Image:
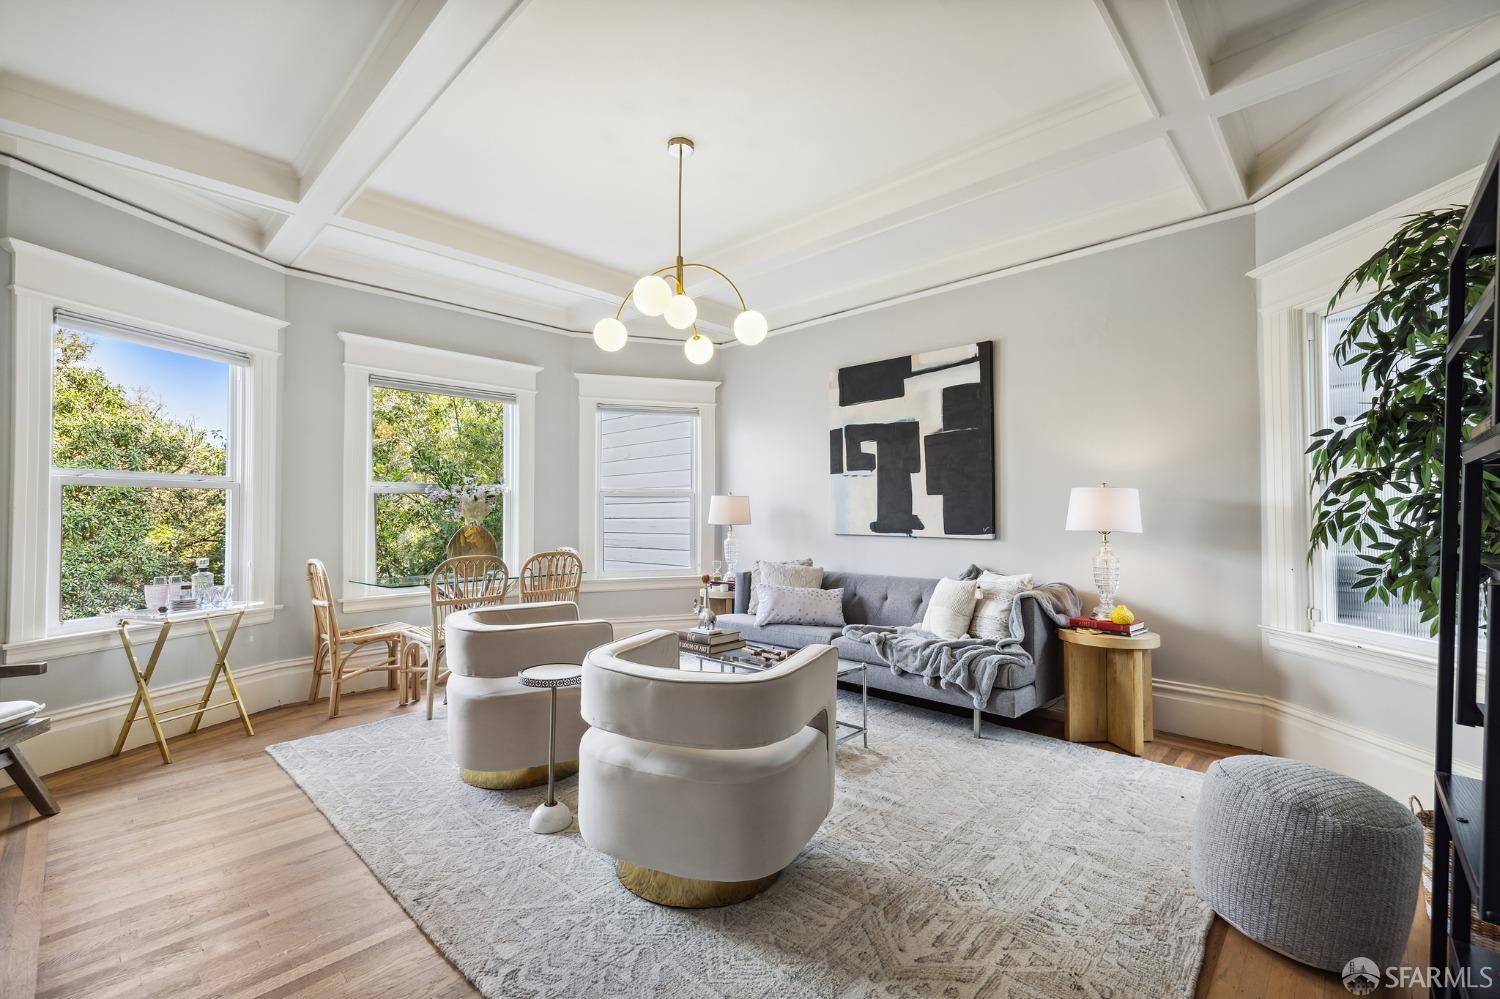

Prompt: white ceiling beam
xmin=1207 ymin=0 xmax=1500 ymax=115
xmin=261 ymin=0 xmax=529 ymax=264
xmin=1248 ymin=32 xmax=1500 ymax=198
xmin=333 ymin=192 xmax=739 ymax=333
xmin=1091 ymin=0 xmax=1247 ymax=211
xmin=0 ymin=71 xmax=299 ymax=211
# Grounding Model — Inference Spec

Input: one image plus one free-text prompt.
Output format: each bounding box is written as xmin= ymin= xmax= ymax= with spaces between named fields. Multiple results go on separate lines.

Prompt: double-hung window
xmin=340 ymin=332 xmax=538 ymax=608
xmin=1307 ymin=303 xmax=1428 ymax=647
xmin=5 ymin=239 xmax=283 ymax=659
xmin=574 ymin=372 xmax=718 ymax=583
xmin=595 ymin=406 xmax=698 ymax=576
xmin=49 ymin=312 xmax=247 ymax=627
xmin=367 ymin=377 xmax=513 ymax=579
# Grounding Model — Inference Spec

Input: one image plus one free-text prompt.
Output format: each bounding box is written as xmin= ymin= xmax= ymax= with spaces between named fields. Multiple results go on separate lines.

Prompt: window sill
xmin=2 ymin=606 xmax=280 ymax=661
xmin=340 ymin=589 xmax=429 ymax=615
xmin=1260 ymin=625 xmax=1441 ymax=685
xmin=339 ymin=576 xmax=705 ymax=614
xmin=581 ymin=576 xmax=705 ymax=593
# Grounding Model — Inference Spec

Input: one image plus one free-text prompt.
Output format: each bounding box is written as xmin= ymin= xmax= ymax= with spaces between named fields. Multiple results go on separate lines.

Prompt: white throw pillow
xmin=968 ymin=572 xmax=1034 ymax=640
xmin=755 ymin=586 xmax=845 ymax=628
xmin=919 ymin=578 xmax=979 ymax=639
xmin=750 ymin=560 xmax=823 ymax=613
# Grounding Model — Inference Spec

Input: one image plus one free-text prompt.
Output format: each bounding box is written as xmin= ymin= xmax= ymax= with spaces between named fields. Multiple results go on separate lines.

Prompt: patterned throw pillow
xmin=749 ymin=560 xmax=821 ymax=614
xmin=968 ymin=572 xmax=1034 ymax=640
xmin=755 ymin=586 xmax=845 ymax=628
xmin=919 ymin=577 xmax=979 ymax=640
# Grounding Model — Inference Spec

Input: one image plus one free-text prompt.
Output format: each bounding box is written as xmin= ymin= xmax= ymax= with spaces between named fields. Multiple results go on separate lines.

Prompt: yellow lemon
xmin=1109 ymin=605 xmax=1135 ymax=625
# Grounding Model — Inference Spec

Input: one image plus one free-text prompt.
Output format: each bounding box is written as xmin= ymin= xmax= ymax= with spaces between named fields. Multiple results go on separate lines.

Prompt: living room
xmin=2 ymin=1 xmax=1499 ymax=997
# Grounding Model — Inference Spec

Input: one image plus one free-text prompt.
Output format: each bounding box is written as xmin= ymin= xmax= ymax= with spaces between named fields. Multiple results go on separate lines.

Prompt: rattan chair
xmin=305 ymin=558 xmax=414 ymax=718
xmin=519 ymin=550 xmax=584 ymax=604
xmin=399 ymin=555 xmax=510 ymax=719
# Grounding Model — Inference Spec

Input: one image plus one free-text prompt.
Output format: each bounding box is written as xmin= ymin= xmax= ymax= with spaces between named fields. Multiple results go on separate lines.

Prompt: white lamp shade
xmin=708 ymin=494 xmax=751 ymax=526
xmin=1065 ymin=486 xmax=1142 ymax=533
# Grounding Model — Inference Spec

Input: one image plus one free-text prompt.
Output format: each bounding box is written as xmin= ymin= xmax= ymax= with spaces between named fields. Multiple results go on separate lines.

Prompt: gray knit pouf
xmin=1190 ymin=756 xmax=1422 ymax=972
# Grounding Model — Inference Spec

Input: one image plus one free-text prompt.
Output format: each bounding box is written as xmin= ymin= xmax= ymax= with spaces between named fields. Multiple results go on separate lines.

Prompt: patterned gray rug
xmin=267 ymin=694 xmax=1212 ymax=998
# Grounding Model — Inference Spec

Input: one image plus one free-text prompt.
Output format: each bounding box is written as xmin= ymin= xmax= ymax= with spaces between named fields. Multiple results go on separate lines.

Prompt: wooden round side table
xmin=1057 ymin=628 xmax=1160 ymax=756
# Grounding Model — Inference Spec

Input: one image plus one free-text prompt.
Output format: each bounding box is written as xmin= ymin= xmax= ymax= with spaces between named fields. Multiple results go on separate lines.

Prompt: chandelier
xmin=592 ymin=137 xmax=767 ymax=364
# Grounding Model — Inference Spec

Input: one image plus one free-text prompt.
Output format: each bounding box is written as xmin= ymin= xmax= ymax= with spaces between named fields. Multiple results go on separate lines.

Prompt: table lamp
xmin=708 ymin=494 xmax=751 ymax=577
xmin=1065 ymin=484 xmax=1142 ymax=619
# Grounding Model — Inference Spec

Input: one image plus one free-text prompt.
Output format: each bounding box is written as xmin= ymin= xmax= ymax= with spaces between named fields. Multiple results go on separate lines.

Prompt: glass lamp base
xmin=723 ymin=526 xmax=740 ymax=577
xmin=1091 ymin=537 xmax=1120 ymax=620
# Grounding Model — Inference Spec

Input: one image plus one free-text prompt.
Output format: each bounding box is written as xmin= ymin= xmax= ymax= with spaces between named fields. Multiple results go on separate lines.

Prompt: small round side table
xmin=518 ymin=663 xmax=583 ymax=834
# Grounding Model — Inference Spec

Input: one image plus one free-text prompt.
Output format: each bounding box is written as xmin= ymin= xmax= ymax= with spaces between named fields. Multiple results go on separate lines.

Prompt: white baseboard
xmin=1149 ymin=676 xmax=1467 ymax=802
xmin=3 ymin=613 xmax=698 ymax=788
xmin=15 ymin=619 xmax=1432 ymax=808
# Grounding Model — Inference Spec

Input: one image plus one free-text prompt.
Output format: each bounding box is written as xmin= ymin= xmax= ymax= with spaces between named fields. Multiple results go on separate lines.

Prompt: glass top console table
xmin=683 ymin=644 xmax=869 ymax=748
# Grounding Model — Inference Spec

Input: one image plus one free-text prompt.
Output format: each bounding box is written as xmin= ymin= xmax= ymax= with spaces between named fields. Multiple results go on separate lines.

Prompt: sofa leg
xmin=972 ymin=708 xmax=982 ymax=739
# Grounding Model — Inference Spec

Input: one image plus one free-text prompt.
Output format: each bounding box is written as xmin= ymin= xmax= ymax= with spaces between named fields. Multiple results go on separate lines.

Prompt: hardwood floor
xmin=0 ymin=690 xmax=1425 ymax=999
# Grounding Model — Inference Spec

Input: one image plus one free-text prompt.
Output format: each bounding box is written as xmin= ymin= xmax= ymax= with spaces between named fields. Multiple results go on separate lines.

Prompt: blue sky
xmin=83 ymin=334 xmax=229 ymax=434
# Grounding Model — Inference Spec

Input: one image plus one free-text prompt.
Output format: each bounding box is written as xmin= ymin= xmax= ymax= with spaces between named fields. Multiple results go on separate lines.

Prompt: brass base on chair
xmin=616 ymin=861 xmax=781 ymax=908
xmin=460 ymin=760 xmax=578 ymax=790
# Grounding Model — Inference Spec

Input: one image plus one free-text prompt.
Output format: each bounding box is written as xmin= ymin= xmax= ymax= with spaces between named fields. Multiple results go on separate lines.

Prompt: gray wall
xmin=0 ymin=166 xmax=714 ymax=714
xmin=715 ymin=216 xmax=1263 ymax=696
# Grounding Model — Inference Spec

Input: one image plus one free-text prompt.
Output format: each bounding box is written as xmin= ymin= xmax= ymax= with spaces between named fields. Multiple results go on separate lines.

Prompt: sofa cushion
xmin=833 ymin=635 xmax=1037 ymax=689
xmin=823 ymin=571 xmax=935 ymax=627
xmin=715 ymin=614 xmax=840 ymax=650
xmin=831 ymin=635 xmax=885 ymax=665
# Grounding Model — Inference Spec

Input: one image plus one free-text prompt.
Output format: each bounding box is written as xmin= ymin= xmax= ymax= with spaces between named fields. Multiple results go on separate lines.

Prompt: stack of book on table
xmin=1068 ymin=616 xmax=1149 ymax=637
xmin=678 ymin=627 xmax=744 ymax=655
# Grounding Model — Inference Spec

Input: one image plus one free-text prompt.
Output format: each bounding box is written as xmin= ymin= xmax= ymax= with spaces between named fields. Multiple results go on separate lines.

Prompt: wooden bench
xmin=1 ymin=663 xmax=58 ymax=818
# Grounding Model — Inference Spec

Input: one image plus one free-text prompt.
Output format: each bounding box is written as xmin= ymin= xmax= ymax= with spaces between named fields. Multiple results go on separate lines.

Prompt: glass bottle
xmin=191 ymin=558 xmax=214 ymax=606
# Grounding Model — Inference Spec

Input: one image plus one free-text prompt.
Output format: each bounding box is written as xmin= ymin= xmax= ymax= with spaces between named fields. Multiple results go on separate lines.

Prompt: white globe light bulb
xmin=592 ymin=317 xmax=628 ymax=352
xmin=733 ymin=309 xmax=768 ymax=346
xmin=663 ymin=293 xmax=698 ymax=330
xmin=632 ymin=275 xmax=671 ymax=317
xmin=683 ymin=334 xmax=714 ymax=365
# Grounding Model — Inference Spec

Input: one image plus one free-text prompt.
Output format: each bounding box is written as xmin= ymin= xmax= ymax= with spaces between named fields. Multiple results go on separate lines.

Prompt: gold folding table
xmin=112 ymin=604 xmax=256 ymax=765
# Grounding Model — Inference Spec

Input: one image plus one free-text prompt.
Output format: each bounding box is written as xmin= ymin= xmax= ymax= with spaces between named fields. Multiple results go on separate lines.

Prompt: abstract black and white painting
xmin=829 ymin=341 xmax=994 ymax=538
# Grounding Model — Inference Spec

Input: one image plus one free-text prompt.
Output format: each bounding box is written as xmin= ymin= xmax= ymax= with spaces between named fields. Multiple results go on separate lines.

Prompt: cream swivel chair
xmin=578 ymin=630 xmax=838 ymax=908
xmin=444 ymin=601 xmax=612 ymax=789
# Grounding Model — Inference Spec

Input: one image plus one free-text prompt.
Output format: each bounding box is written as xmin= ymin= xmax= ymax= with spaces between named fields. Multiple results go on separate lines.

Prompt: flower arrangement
xmin=426 ymin=475 xmax=504 ymax=526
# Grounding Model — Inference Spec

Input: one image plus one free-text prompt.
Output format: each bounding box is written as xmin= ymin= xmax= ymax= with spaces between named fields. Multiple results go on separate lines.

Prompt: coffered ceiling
xmin=1 ymin=0 xmax=1497 ymax=339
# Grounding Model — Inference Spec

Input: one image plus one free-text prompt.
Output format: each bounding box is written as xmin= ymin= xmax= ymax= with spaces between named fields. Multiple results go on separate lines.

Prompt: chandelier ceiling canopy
xmin=593 ymin=137 xmax=767 ymax=365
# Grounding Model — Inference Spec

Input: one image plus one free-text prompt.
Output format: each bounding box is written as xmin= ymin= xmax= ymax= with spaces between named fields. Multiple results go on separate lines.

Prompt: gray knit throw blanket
xmin=841 ymin=582 xmax=1081 ymax=710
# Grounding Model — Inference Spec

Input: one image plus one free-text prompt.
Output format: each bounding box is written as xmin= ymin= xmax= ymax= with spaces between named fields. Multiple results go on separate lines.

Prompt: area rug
xmin=267 ymin=694 xmax=1212 ymax=998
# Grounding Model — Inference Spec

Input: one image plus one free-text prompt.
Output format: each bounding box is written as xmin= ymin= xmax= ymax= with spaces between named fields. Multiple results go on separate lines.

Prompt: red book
xmin=1069 ymin=617 xmax=1148 ymax=635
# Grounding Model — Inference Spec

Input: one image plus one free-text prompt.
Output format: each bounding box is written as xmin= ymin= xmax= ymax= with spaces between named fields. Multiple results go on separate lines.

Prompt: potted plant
xmin=1307 ymin=207 xmax=1497 ymax=633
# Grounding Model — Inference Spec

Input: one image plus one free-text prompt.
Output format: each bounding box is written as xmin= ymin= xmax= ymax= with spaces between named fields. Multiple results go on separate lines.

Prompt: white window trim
xmin=1251 ymin=167 xmax=1481 ymax=673
xmin=3 ymin=238 xmax=284 ymax=660
xmin=340 ymin=332 xmax=538 ymax=613
xmin=575 ymin=372 xmax=718 ymax=588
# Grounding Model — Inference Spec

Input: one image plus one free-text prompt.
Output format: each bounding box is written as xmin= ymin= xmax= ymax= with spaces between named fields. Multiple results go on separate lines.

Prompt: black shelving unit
xmin=1433 ymin=130 xmax=1500 ymax=998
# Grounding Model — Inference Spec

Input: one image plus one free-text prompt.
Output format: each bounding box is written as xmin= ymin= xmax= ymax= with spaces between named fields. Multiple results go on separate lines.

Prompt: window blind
xmin=597 ymin=405 xmax=696 ymax=575
xmin=53 ymin=309 xmax=251 ymax=365
xmin=369 ymin=374 xmax=516 ymax=405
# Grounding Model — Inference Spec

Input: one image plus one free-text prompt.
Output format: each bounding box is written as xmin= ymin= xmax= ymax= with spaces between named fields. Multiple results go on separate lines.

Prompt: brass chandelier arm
xmin=615 ymin=262 xmax=747 ymax=312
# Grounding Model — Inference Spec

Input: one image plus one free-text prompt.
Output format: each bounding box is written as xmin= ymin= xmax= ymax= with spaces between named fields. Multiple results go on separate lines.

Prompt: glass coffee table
xmin=685 ymin=645 xmax=868 ymax=748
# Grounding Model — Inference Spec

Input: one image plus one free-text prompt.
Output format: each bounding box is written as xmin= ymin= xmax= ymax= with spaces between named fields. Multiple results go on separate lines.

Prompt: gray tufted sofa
xmin=717 ymin=570 xmax=1062 ymax=729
